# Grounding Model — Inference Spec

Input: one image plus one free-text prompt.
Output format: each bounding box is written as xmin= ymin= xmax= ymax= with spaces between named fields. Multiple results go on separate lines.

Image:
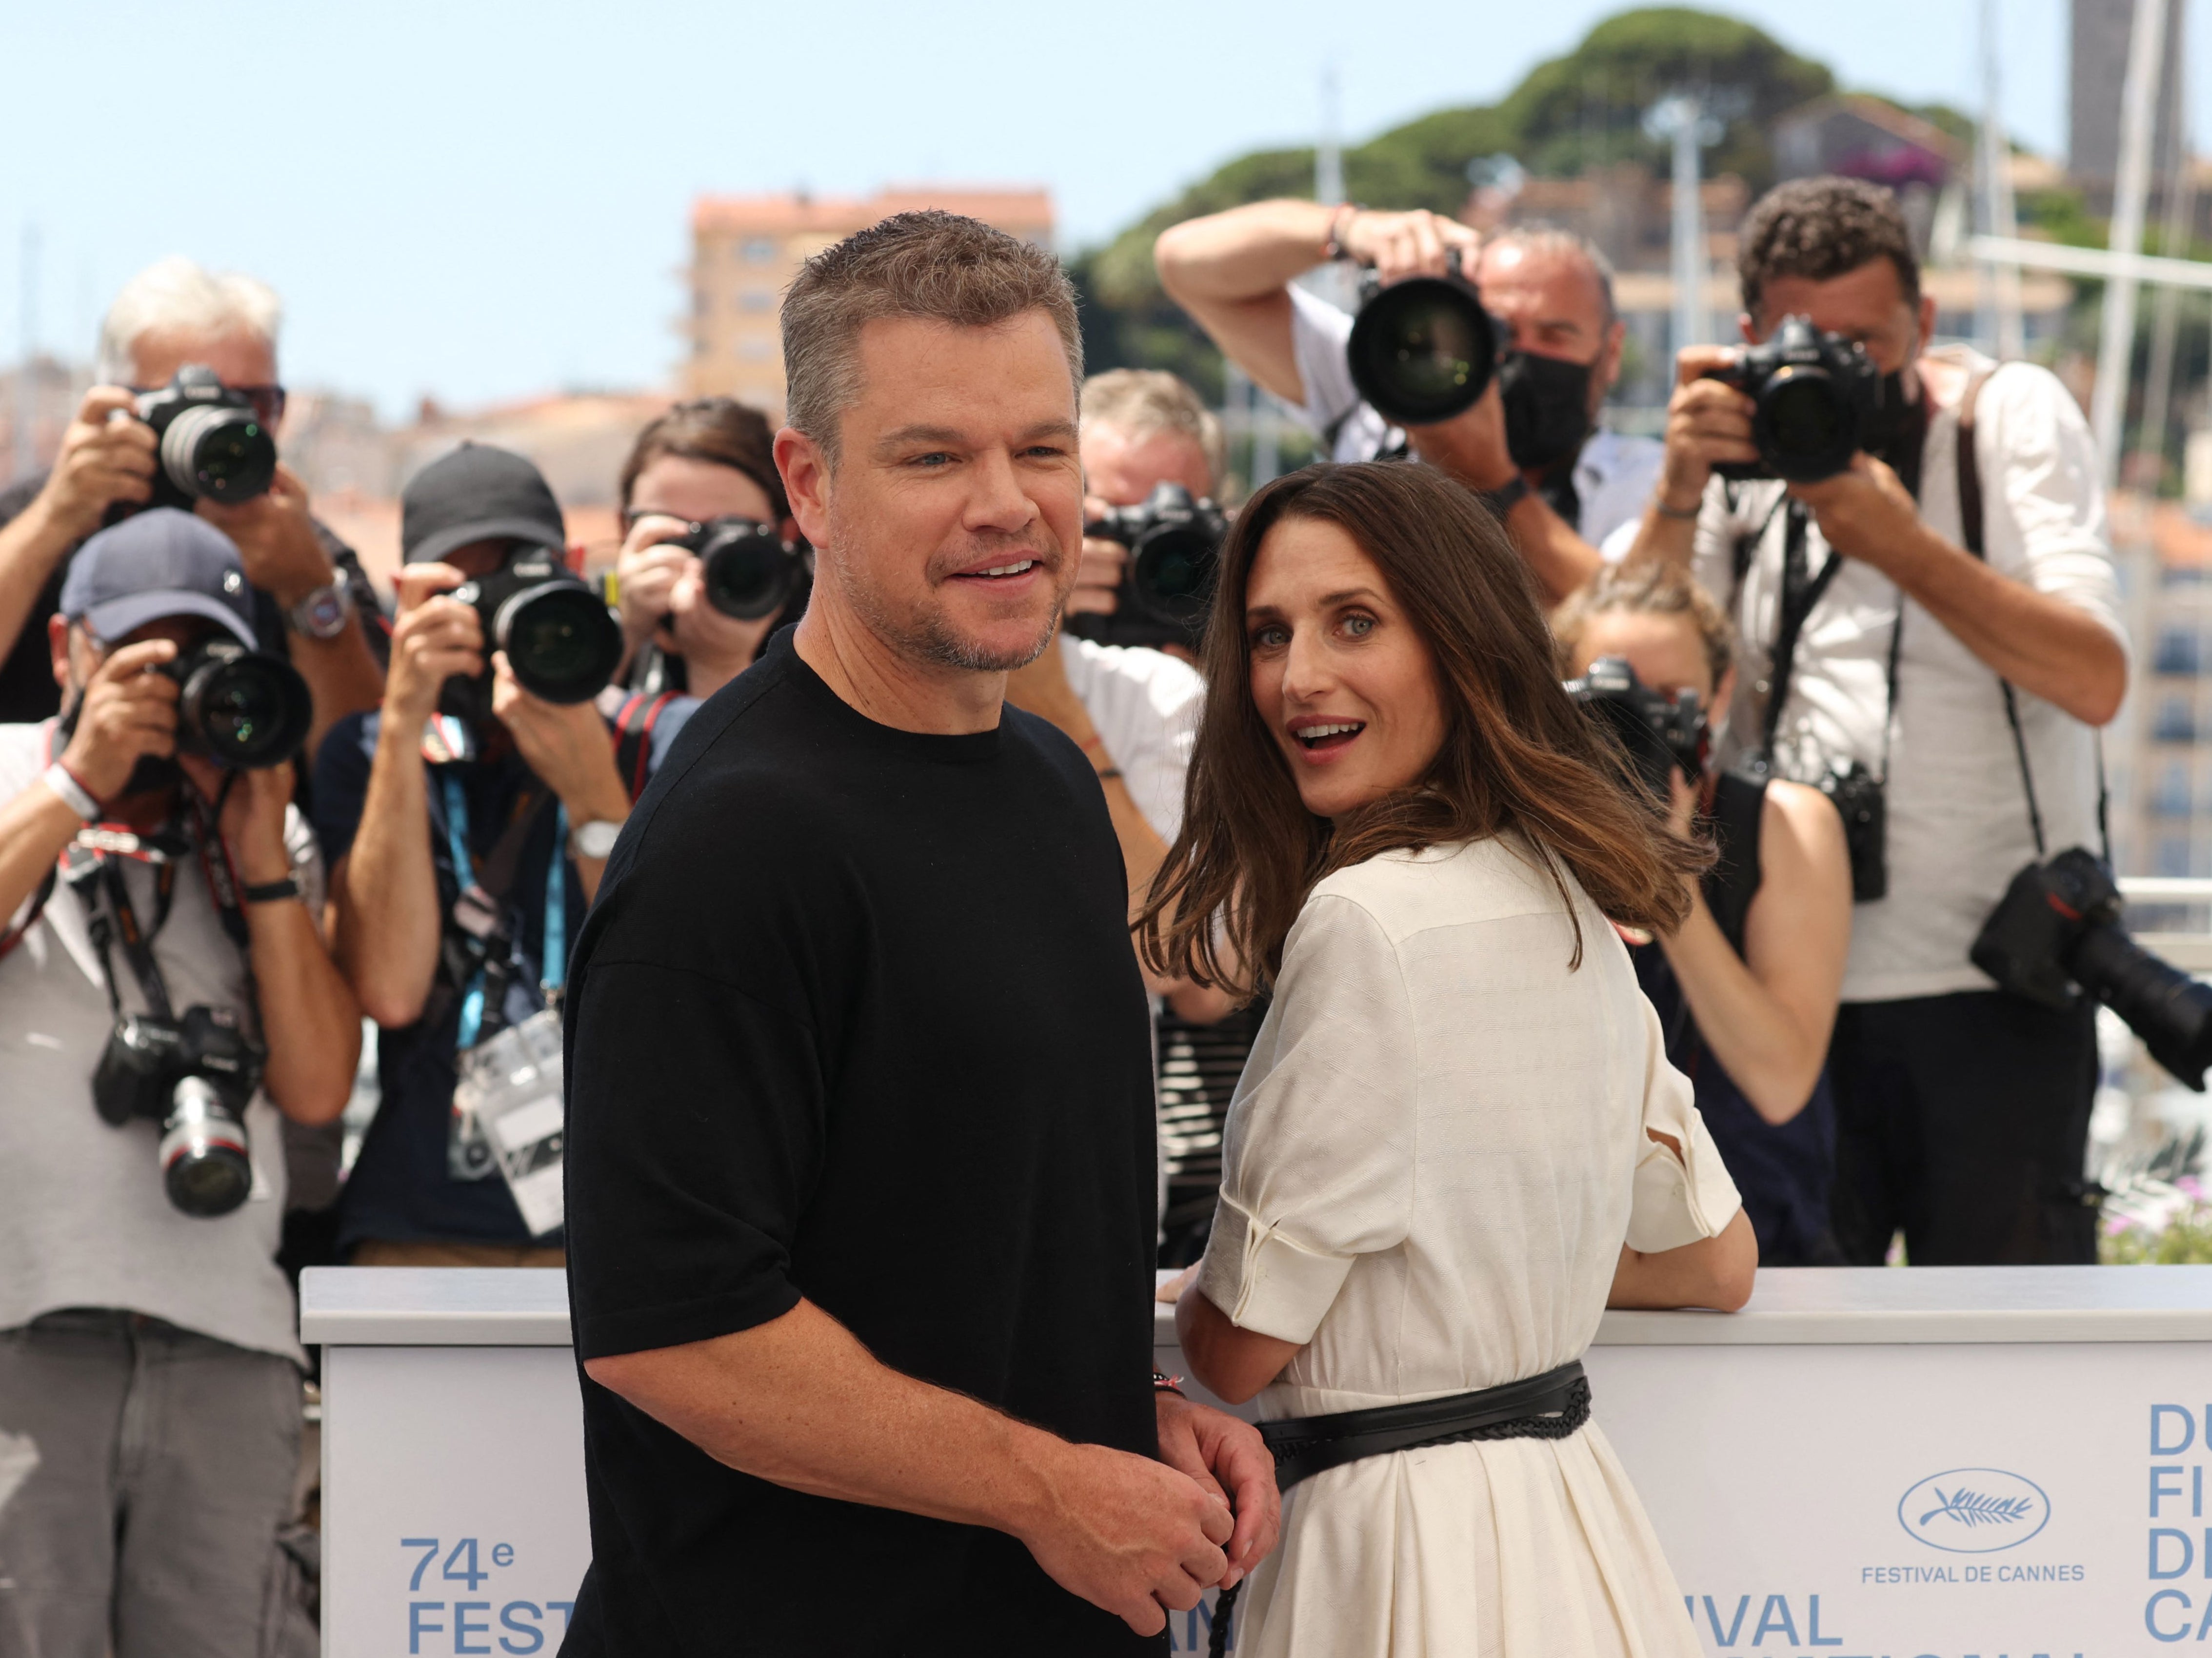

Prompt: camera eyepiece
xmin=453 ymin=547 xmax=624 ymax=706
xmin=1345 ymin=252 xmax=1505 ymax=427
xmin=136 ymin=366 xmax=278 ymax=510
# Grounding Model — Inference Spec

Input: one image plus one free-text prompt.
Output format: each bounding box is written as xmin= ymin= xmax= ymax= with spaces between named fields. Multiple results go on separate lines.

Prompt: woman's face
xmin=1245 ymin=515 xmax=1447 ymax=819
xmin=1565 ymin=610 xmax=1717 ymax=706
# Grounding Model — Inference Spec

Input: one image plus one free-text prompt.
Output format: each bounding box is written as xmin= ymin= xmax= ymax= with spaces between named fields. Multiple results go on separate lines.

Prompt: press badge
xmin=450 ymin=1008 xmax=567 ymax=1236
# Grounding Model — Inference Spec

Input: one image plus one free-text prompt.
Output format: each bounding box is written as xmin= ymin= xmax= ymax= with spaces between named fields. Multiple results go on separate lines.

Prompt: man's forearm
xmin=1623 ymin=499 xmax=1701 ymax=569
xmin=585 ymin=1298 xmax=1070 ymax=1532
xmin=1878 ymin=523 xmax=2128 ymax=725
xmin=0 ymin=779 xmax=83 ymax=927
xmin=1154 ymin=200 xmax=1335 ymax=305
xmin=292 ymin=627 xmax=387 ymax=763
xmin=335 ymin=721 xmax=443 ymax=1026
xmin=250 ymin=898 xmax=361 ymax=1125
xmin=1504 ymin=491 xmax=1601 ymax=607
xmin=0 ymin=497 xmax=78 ymax=671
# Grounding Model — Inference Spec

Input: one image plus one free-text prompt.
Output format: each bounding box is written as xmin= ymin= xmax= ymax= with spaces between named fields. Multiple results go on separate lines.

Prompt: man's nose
xmin=965 ymin=448 xmax=1038 ymax=536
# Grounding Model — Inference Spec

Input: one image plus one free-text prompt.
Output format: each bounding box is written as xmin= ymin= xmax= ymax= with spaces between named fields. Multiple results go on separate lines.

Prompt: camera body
xmin=1068 ymin=483 xmax=1228 ymax=651
xmin=1701 ymin=316 xmax=1883 ymax=484
xmin=1972 ymin=847 xmax=2212 ymax=1089
xmin=136 ymin=366 xmax=278 ymax=511
xmin=161 ymin=633 xmax=313 ymax=769
xmin=1563 ymin=656 xmax=1709 ymax=800
xmin=452 ymin=546 xmax=624 ymax=706
xmin=667 ymin=517 xmax=807 ymax=622
xmin=93 ymin=1004 xmax=264 ymax=1217
xmin=1346 ymin=254 xmax=1507 ymax=427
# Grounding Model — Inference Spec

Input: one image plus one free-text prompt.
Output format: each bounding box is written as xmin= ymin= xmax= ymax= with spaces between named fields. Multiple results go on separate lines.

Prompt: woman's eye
xmin=1252 ymin=625 xmax=1289 ymax=650
xmin=1342 ymin=614 xmax=1375 ymax=638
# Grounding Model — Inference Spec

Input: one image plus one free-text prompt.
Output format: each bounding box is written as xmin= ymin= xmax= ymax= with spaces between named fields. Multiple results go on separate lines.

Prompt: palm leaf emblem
xmin=1918 ymin=1487 xmax=2035 ymax=1528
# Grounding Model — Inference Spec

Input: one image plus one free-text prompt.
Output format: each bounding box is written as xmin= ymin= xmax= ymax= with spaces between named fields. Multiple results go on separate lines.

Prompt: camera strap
xmin=438 ymin=773 xmax=566 ymax=1050
xmin=1758 ymin=502 xmax=1848 ymax=756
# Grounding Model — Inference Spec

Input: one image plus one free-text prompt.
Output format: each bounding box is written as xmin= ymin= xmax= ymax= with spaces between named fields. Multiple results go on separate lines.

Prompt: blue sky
xmin=0 ymin=0 xmax=2184 ymax=417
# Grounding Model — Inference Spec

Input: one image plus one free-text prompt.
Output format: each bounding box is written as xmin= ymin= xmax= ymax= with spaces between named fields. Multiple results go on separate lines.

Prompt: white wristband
xmin=42 ymin=762 xmax=100 ymax=822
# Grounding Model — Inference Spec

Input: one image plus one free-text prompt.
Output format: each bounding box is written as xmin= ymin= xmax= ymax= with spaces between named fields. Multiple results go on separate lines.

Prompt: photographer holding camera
xmin=1626 ymin=177 xmax=2129 ymax=1265
xmin=1558 ymin=563 xmax=1853 ymax=1264
xmin=609 ymin=396 xmax=808 ymax=711
xmin=0 ymin=509 xmax=360 ymax=1657
xmin=1155 ymin=204 xmax=1658 ymax=604
xmin=0 ymin=258 xmax=385 ymax=757
xmin=315 ymin=444 xmax=630 ymax=1265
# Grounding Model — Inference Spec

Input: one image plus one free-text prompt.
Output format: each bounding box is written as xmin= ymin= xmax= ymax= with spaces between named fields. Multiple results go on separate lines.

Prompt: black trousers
xmin=1827 ymin=991 xmax=2100 ymax=1265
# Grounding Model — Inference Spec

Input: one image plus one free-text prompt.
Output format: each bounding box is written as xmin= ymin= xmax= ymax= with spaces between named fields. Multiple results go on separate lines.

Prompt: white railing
xmin=2118 ymin=877 xmax=2212 ymax=970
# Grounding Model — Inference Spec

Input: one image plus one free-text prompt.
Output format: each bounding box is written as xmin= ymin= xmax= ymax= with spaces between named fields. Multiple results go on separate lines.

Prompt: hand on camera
xmin=614 ymin=516 xmax=695 ymax=657
xmin=197 ymin=465 xmax=336 ymax=610
xmin=1656 ymin=347 xmax=1757 ymax=511
xmin=383 ymin=564 xmax=482 ymax=730
xmin=489 ymin=652 xmax=628 ymax=826
xmin=36 ymin=387 xmax=156 ymax=543
xmin=59 ymin=637 xmax=179 ymax=802
xmin=179 ymin=755 xmax=296 ymax=887
xmin=1017 ymin=1440 xmax=1235 ymax=1635
xmin=1789 ymin=452 xmax=1921 ymax=573
xmin=1066 ymin=494 xmax=1130 ymax=619
xmin=1335 ymin=208 xmax=1481 ymax=286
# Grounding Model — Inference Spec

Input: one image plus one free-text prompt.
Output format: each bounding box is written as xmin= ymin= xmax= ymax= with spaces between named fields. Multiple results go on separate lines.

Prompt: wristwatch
xmin=287 ymin=578 xmax=356 ymax=641
xmin=570 ymin=818 xmax=623 ymax=861
xmin=1477 ymin=474 xmax=1530 ymax=518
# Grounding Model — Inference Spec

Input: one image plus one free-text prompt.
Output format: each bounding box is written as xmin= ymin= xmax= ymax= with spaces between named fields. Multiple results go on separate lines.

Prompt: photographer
xmin=1626 ymin=177 xmax=2129 ymax=1265
xmin=0 ymin=509 xmax=359 ymax=1657
xmin=609 ymin=396 xmax=807 ymax=714
xmin=1154 ymin=203 xmax=1658 ymax=603
xmin=0 ymin=258 xmax=385 ymax=756
xmin=315 ymin=444 xmax=633 ymax=1266
xmin=1557 ymin=562 xmax=1853 ymax=1263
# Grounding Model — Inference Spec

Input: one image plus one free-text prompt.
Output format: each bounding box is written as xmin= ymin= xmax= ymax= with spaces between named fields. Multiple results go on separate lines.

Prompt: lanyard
xmin=439 ymin=772 xmax=567 ymax=1051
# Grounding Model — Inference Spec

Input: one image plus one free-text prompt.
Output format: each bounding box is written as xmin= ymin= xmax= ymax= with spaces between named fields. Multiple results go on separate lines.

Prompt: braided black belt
xmin=1206 ymin=1361 xmax=1591 ymax=1657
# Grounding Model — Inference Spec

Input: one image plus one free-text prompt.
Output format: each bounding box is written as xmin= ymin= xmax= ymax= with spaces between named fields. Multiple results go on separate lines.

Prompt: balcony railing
xmin=2120 ymin=877 xmax=2212 ymax=969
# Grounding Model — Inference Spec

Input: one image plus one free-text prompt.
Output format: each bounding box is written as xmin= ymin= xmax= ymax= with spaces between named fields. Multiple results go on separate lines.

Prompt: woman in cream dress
xmin=1143 ymin=462 xmax=1756 ymax=1658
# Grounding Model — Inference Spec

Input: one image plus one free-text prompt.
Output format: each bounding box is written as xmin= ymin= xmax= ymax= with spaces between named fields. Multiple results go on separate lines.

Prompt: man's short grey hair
xmin=95 ymin=256 xmax=281 ymax=385
xmin=1487 ymin=224 xmax=1617 ymax=328
xmin=1080 ymin=369 xmax=1225 ymax=493
xmin=781 ymin=211 xmax=1082 ymax=468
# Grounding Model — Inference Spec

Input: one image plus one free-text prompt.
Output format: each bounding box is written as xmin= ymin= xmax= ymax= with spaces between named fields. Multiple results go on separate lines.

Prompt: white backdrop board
xmin=306 ymin=1265 xmax=2212 ymax=1657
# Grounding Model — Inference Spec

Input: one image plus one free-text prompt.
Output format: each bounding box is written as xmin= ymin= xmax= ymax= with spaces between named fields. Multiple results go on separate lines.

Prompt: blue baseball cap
xmin=59 ymin=508 xmax=258 ymax=650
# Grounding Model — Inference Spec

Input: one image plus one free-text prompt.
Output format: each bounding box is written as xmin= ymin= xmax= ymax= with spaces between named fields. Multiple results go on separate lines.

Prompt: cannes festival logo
xmin=1897 ymin=1469 xmax=2051 ymax=1553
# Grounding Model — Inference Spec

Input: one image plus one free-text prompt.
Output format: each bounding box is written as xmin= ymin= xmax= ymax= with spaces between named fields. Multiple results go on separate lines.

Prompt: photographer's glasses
xmin=133 ymin=382 xmax=287 ymax=430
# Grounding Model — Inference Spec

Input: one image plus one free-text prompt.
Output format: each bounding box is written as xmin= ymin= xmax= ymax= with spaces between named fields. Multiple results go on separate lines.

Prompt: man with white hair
xmin=0 ymin=257 xmax=384 ymax=751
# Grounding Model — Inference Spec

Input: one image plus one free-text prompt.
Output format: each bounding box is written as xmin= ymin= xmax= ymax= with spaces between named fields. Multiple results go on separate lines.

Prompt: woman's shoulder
xmin=1307 ymin=834 xmax=1569 ymax=943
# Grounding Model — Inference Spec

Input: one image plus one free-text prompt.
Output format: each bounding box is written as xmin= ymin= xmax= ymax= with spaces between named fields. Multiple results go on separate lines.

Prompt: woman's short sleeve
xmin=1627 ymin=994 xmax=1743 ymax=1253
xmin=1196 ymin=893 xmax=1417 ymax=1344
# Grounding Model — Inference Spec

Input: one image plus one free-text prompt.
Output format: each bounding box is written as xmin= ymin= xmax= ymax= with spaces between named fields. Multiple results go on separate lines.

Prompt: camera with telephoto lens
xmin=1563 ymin=655 xmax=1710 ymax=801
xmin=452 ymin=545 xmax=624 ymax=705
xmin=1699 ymin=316 xmax=1883 ymax=484
xmin=1346 ymin=250 xmax=1508 ymax=427
xmin=667 ymin=517 xmax=807 ymax=621
xmin=1067 ymin=482 xmax=1229 ymax=651
xmin=1972 ymin=847 xmax=2212 ymax=1089
xmin=92 ymin=1005 xmax=264 ymax=1217
xmin=135 ymin=366 xmax=279 ymax=511
xmin=160 ymin=633 xmax=313 ymax=769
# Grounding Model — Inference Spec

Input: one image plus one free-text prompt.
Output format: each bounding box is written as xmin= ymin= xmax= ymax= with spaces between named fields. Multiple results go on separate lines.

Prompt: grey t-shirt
xmin=0 ymin=720 xmax=324 ymax=1362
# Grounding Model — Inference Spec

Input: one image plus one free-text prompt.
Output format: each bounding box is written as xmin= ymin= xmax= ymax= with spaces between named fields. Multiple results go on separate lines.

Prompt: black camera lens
xmin=1755 ymin=371 xmax=1859 ymax=483
xmin=2072 ymin=927 xmax=2212 ymax=1089
xmin=159 ymin=1077 xmax=253 ymax=1219
xmin=496 ymin=583 xmax=625 ymax=705
xmin=695 ymin=521 xmax=798 ymax=620
xmin=172 ymin=640 xmax=313 ymax=769
xmin=1129 ymin=525 xmax=1217 ymax=632
xmin=161 ymin=405 xmax=277 ymax=504
xmin=1347 ymin=273 xmax=1501 ymax=426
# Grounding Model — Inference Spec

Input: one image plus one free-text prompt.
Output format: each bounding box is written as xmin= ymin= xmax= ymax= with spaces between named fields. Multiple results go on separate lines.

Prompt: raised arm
xmin=0 ymin=389 xmax=156 ymax=667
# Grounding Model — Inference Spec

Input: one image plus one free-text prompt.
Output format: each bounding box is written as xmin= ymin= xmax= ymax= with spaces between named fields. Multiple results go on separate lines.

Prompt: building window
xmin=2156 ymin=629 xmax=2202 ymax=676
xmin=739 ymin=288 xmax=776 ymax=313
xmin=2155 ymin=696 xmax=2197 ymax=743
xmin=743 ymin=238 xmax=777 ymax=263
xmin=2154 ymin=762 xmax=2192 ymax=817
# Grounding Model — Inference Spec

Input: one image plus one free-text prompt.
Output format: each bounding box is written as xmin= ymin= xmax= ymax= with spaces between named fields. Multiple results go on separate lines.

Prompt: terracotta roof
xmin=693 ymin=186 xmax=1052 ymax=237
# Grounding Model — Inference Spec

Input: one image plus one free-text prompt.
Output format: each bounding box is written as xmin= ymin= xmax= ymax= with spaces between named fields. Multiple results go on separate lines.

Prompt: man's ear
xmin=774 ymin=427 xmax=834 ymax=553
xmin=1738 ymin=311 xmax=1759 ymax=345
xmin=1915 ymin=292 xmax=1938 ymax=356
xmin=48 ymin=613 xmax=72 ymax=692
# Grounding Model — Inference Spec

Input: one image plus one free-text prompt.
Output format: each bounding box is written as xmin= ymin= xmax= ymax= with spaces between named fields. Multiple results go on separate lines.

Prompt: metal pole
xmin=1315 ymin=68 xmax=1344 ymax=210
xmin=2138 ymin=0 xmax=2193 ymax=484
xmin=2091 ymin=0 xmax=2172 ymax=484
xmin=1671 ymin=97 xmax=1705 ymax=353
xmin=1976 ymin=0 xmax=2026 ymax=357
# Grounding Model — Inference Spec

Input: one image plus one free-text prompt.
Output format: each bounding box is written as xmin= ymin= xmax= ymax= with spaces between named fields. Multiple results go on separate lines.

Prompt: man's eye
xmin=911 ymin=452 xmax=955 ymax=469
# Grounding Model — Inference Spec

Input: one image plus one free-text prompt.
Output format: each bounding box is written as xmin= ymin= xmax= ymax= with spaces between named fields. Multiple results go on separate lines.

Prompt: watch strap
xmin=242 ymin=876 xmax=301 ymax=905
xmin=1478 ymin=474 xmax=1531 ymax=518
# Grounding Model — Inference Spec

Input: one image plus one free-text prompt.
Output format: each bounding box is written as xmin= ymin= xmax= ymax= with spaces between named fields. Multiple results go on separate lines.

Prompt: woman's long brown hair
xmin=1138 ymin=461 xmax=1707 ymax=997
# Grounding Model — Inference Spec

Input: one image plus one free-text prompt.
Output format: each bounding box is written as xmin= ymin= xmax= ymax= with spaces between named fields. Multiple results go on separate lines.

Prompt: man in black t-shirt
xmin=560 ymin=213 xmax=1278 ymax=1655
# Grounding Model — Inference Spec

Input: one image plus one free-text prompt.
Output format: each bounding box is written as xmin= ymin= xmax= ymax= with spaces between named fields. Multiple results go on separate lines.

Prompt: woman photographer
xmin=1146 ymin=461 xmax=1753 ymax=1658
xmin=1556 ymin=563 xmax=1853 ymax=1265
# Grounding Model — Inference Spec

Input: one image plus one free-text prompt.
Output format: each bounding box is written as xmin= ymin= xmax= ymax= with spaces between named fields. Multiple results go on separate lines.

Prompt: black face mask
xmin=1865 ymin=369 xmax=1928 ymax=497
xmin=1498 ymin=350 xmax=1595 ymax=471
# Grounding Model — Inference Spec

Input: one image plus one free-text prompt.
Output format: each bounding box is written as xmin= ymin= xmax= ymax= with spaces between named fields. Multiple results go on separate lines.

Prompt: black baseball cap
xmin=402 ymin=441 xmax=567 ymax=565
xmin=59 ymin=508 xmax=257 ymax=649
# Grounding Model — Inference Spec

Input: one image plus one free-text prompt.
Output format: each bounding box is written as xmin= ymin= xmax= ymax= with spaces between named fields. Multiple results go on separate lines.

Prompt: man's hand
xmin=1405 ymin=377 xmax=1516 ymax=491
xmin=1154 ymin=1392 xmax=1280 ymax=1591
xmin=1656 ymin=346 xmax=1757 ymax=513
xmin=383 ymin=564 xmax=481 ymax=730
xmin=1789 ymin=453 xmax=1924 ymax=575
xmin=197 ymin=465 xmax=336 ymax=608
xmin=614 ymin=515 xmax=694 ymax=657
xmin=58 ymin=638 xmax=179 ymax=801
xmin=1335 ymin=208 xmax=1481 ymax=285
xmin=1016 ymin=1441 xmax=1233 ymax=1635
xmin=185 ymin=755 xmax=295 ymax=887
xmin=490 ymin=653 xmax=627 ymax=822
xmin=35 ymin=387 xmax=156 ymax=544
xmin=1067 ymin=534 xmax=1128 ymax=618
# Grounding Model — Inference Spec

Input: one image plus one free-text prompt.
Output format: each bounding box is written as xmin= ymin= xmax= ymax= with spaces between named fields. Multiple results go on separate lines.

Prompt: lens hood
xmin=1347 ymin=266 xmax=1502 ymax=426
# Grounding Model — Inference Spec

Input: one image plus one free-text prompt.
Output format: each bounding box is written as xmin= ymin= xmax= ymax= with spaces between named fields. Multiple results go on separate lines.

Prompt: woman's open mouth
xmin=1292 ymin=720 xmax=1366 ymax=753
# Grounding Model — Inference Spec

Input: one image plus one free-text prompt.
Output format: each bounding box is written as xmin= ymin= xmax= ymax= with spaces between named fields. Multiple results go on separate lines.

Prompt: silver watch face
xmin=572 ymin=819 xmax=622 ymax=860
xmin=294 ymin=583 xmax=353 ymax=639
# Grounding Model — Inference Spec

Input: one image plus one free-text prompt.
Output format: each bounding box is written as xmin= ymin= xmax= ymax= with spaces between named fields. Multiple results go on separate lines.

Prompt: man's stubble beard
xmin=826 ymin=532 xmax=1065 ymax=674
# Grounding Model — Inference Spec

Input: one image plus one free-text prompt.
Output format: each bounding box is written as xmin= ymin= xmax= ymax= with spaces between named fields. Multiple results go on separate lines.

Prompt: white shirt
xmin=1197 ymin=837 xmax=1735 ymax=1656
xmin=1058 ymin=638 xmax=1204 ymax=843
xmin=1690 ymin=348 xmax=2127 ymax=1002
xmin=0 ymin=721 xmax=322 ymax=1362
xmin=1285 ymin=285 xmax=1664 ymax=549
